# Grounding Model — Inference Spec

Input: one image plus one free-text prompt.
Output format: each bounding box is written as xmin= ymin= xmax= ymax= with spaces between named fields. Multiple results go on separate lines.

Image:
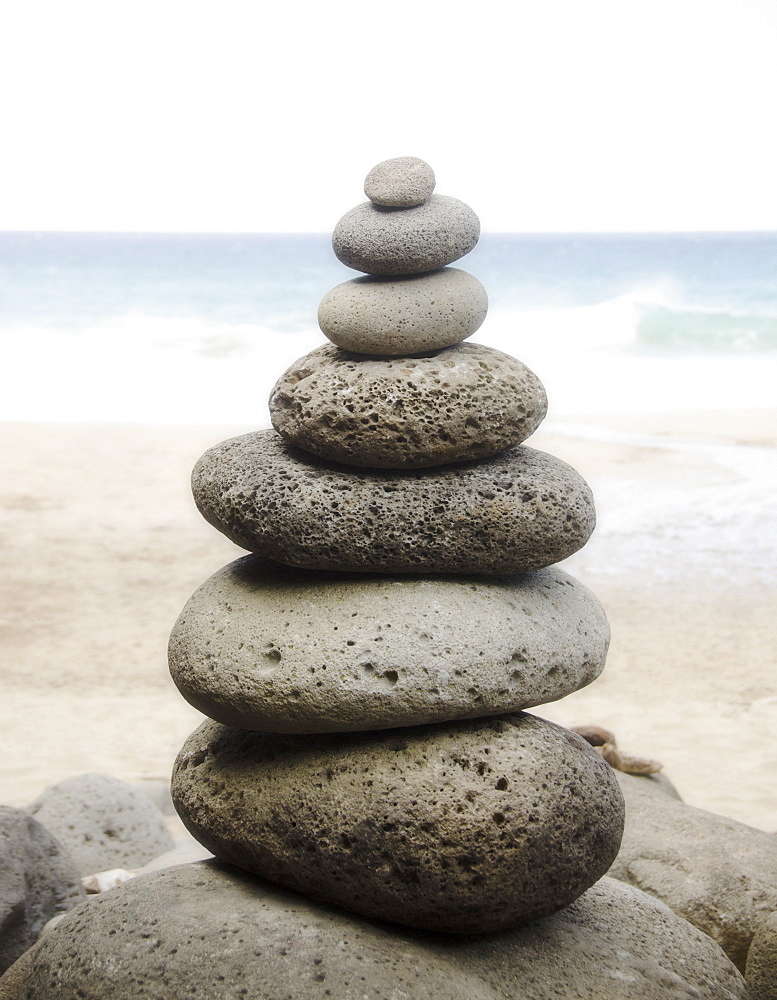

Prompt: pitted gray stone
xmin=169 ymin=556 xmax=609 ymax=733
xmin=318 ymin=267 xmax=488 ymax=356
xmin=364 ymin=156 xmax=436 ymax=207
xmin=746 ymin=912 xmax=777 ymax=1000
xmin=11 ymin=864 xmax=748 ymax=1000
xmin=191 ymin=430 xmax=595 ymax=575
xmin=172 ymin=714 xmax=625 ymax=933
xmin=332 ymin=195 xmax=480 ymax=275
xmin=269 ymin=343 xmax=547 ymax=469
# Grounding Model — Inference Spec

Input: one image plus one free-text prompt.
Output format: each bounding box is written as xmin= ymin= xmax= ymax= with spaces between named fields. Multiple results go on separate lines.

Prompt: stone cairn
xmin=169 ymin=156 xmax=626 ymax=935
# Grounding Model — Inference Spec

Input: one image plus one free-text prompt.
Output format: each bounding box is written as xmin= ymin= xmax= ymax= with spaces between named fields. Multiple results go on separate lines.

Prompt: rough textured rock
xmin=746 ymin=911 xmax=777 ymax=1000
xmin=0 ymin=806 xmax=84 ymax=973
xmin=270 ymin=343 xmax=548 ymax=469
xmin=172 ymin=714 xmax=625 ymax=933
xmin=610 ymin=769 xmax=777 ymax=971
xmin=364 ymin=155 xmax=435 ymax=207
xmin=318 ymin=267 xmax=488 ymax=355
xmin=333 ymin=195 xmax=480 ymax=275
xmin=9 ymin=865 xmax=748 ymax=1000
xmin=170 ymin=556 xmax=609 ymax=733
xmin=28 ymin=774 xmax=174 ymax=877
xmin=192 ymin=430 xmax=596 ymax=575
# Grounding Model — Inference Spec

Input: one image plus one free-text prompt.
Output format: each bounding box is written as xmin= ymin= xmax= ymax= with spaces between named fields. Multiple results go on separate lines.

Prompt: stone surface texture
xmin=269 ymin=343 xmax=548 ymax=469
xmin=364 ymin=156 xmax=435 ymax=207
xmin=318 ymin=267 xmax=488 ymax=356
xmin=192 ymin=430 xmax=596 ymax=575
xmin=27 ymin=773 xmax=174 ymax=877
xmin=172 ymin=714 xmax=625 ymax=933
xmin=332 ymin=195 xmax=480 ymax=275
xmin=169 ymin=556 xmax=609 ymax=733
xmin=9 ymin=864 xmax=748 ymax=1000
xmin=0 ymin=806 xmax=84 ymax=973
xmin=746 ymin=911 xmax=777 ymax=1000
xmin=610 ymin=769 xmax=777 ymax=971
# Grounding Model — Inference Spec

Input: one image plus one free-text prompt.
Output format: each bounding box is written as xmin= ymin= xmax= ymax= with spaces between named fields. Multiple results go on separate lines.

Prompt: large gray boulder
xmin=317 ymin=267 xmax=488 ymax=355
xmin=171 ymin=714 xmax=625 ymax=934
xmin=746 ymin=911 xmax=777 ymax=1000
xmin=332 ymin=195 xmax=480 ymax=275
xmin=169 ymin=556 xmax=609 ymax=733
xmin=192 ymin=431 xmax=595 ymax=575
xmin=0 ymin=806 xmax=84 ymax=973
xmin=9 ymin=863 xmax=748 ymax=999
xmin=610 ymin=769 xmax=777 ymax=970
xmin=28 ymin=774 xmax=174 ymax=877
xmin=269 ymin=343 xmax=547 ymax=469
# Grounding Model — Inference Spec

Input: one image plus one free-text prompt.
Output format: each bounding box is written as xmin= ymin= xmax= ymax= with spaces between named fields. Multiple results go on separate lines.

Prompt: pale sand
xmin=1 ymin=415 xmax=775 ymax=831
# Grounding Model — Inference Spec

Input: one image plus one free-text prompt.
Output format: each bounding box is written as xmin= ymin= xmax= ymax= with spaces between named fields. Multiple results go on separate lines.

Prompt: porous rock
xmin=169 ymin=555 xmax=609 ymax=733
xmin=746 ymin=911 xmax=777 ymax=1000
xmin=0 ymin=806 xmax=84 ymax=973
xmin=192 ymin=430 xmax=595 ymax=575
xmin=318 ymin=267 xmax=488 ymax=355
xmin=610 ymin=769 xmax=777 ymax=971
xmin=172 ymin=714 xmax=625 ymax=933
xmin=364 ymin=155 xmax=435 ymax=207
xmin=28 ymin=773 xmax=174 ymax=877
xmin=9 ymin=864 xmax=748 ymax=1000
xmin=269 ymin=343 xmax=547 ymax=469
xmin=333 ymin=195 xmax=480 ymax=275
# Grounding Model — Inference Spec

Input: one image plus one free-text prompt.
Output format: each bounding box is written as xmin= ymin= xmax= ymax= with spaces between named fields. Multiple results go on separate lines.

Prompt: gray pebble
xmin=363 ymin=155 xmax=436 ymax=207
xmin=11 ymin=864 xmax=748 ymax=999
xmin=192 ymin=430 xmax=596 ymax=575
xmin=333 ymin=195 xmax=480 ymax=275
xmin=318 ymin=267 xmax=488 ymax=356
xmin=172 ymin=714 xmax=625 ymax=933
xmin=270 ymin=342 xmax=547 ymax=469
xmin=169 ymin=555 xmax=609 ymax=733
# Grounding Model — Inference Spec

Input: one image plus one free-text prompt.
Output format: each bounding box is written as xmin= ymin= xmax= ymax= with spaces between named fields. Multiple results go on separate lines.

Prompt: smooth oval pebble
xmin=332 ymin=195 xmax=480 ymax=275
xmin=13 ymin=865 xmax=749 ymax=1000
xmin=172 ymin=714 xmax=625 ymax=933
xmin=363 ymin=155 xmax=436 ymax=207
xmin=169 ymin=556 xmax=609 ymax=733
xmin=191 ymin=430 xmax=595 ymax=575
xmin=318 ymin=267 xmax=488 ymax=355
xmin=270 ymin=342 xmax=547 ymax=469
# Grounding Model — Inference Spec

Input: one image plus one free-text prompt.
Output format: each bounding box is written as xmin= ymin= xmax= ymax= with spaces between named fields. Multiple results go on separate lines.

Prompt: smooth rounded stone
xmin=364 ymin=155 xmax=435 ymax=207
xmin=0 ymin=806 xmax=84 ymax=973
xmin=172 ymin=714 xmax=625 ymax=933
xmin=318 ymin=267 xmax=488 ymax=355
xmin=169 ymin=555 xmax=609 ymax=734
xmin=10 ymin=866 xmax=748 ymax=1000
xmin=269 ymin=343 xmax=547 ymax=469
xmin=192 ymin=430 xmax=595 ymax=575
xmin=610 ymin=770 xmax=777 ymax=971
xmin=333 ymin=195 xmax=480 ymax=275
xmin=28 ymin=774 xmax=174 ymax=877
xmin=746 ymin=912 xmax=777 ymax=1000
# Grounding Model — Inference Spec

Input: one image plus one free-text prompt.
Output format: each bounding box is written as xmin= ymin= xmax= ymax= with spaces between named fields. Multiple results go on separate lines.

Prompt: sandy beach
xmin=1 ymin=413 xmax=775 ymax=831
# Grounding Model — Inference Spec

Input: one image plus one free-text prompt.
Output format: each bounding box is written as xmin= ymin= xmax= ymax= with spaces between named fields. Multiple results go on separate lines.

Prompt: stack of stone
xmin=168 ymin=157 xmax=625 ymax=934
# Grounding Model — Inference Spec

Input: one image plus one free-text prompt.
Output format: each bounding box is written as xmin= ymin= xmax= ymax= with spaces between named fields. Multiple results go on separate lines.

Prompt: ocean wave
xmin=636 ymin=302 xmax=777 ymax=351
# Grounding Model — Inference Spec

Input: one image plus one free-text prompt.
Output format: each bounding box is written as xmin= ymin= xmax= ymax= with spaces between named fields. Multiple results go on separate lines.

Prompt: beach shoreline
xmin=1 ymin=414 xmax=775 ymax=830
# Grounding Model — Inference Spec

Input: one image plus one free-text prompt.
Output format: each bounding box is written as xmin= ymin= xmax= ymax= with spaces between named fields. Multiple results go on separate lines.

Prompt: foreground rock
xmin=170 ymin=557 xmax=609 ymax=733
xmin=364 ymin=155 xmax=435 ymax=207
xmin=610 ymin=769 xmax=777 ymax=970
xmin=318 ymin=268 xmax=488 ymax=355
xmin=270 ymin=343 xmax=547 ymax=469
xmin=0 ymin=806 xmax=84 ymax=973
xmin=746 ymin=911 xmax=777 ymax=1000
xmin=192 ymin=431 xmax=595 ymax=574
xmin=172 ymin=714 xmax=624 ymax=933
xmin=8 ymin=863 xmax=748 ymax=999
xmin=28 ymin=773 xmax=174 ymax=876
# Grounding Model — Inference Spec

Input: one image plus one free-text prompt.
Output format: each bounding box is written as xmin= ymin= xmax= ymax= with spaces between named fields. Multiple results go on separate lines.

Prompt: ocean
xmin=1 ymin=230 xmax=776 ymax=426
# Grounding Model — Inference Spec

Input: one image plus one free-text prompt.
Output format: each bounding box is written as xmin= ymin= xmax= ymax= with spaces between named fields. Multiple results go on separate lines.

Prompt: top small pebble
xmin=364 ymin=156 xmax=435 ymax=208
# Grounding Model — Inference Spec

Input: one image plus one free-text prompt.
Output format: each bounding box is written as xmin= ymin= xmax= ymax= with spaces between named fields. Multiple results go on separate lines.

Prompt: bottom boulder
xmin=7 ymin=862 xmax=749 ymax=1000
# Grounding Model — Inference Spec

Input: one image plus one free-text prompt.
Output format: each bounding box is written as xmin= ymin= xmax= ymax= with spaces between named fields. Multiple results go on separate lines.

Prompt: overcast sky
xmin=1 ymin=0 xmax=776 ymax=233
